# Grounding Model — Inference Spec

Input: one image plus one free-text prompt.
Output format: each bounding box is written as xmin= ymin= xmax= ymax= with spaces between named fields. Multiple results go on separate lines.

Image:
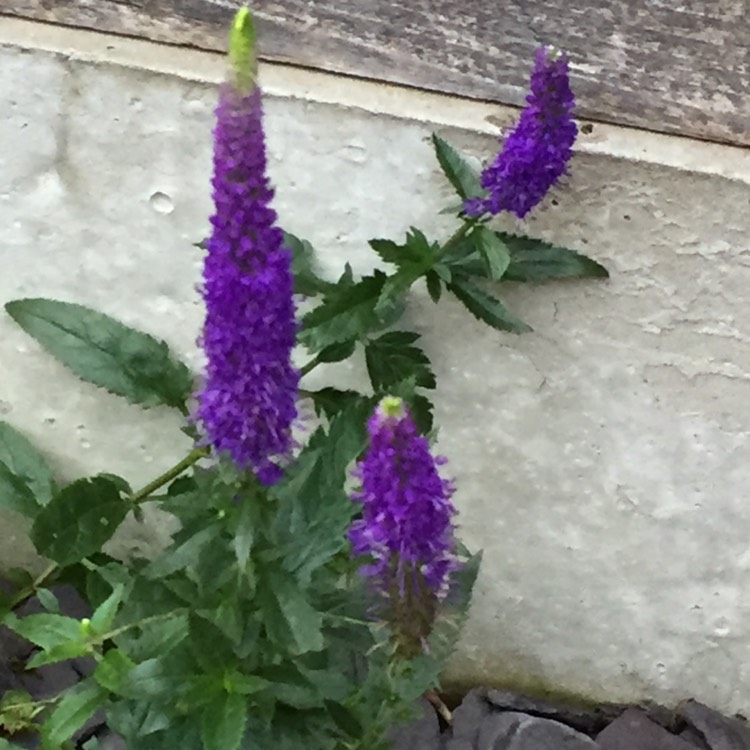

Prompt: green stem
xmin=130 ymin=447 xmax=209 ymax=504
xmin=299 ymin=356 xmax=321 ymax=378
xmin=436 ymin=218 xmax=478 ymax=261
xmin=9 ymin=562 xmax=58 ymax=609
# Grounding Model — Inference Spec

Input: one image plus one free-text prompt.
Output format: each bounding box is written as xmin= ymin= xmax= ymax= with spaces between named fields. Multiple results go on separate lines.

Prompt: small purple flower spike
xmin=349 ymin=396 xmax=458 ymax=653
xmin=465 ymin=46 xmax=577 ymax=219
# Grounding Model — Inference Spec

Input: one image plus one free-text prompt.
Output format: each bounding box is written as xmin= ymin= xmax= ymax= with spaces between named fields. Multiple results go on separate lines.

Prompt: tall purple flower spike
xmin=349 ymin=396 xmax=458 ymax=653
xmin=465 ymin=47 xmax=577 ymax=219
xmin=197 ymin=8 xmax=298 ymax=485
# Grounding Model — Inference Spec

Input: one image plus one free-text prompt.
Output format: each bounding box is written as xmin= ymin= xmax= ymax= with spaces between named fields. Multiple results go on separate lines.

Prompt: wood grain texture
xmin=3 ymin=0 xmax=748 ymax=146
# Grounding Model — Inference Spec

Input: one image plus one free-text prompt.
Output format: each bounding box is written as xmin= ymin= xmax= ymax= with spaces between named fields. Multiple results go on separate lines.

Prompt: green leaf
xmin=365 ymin=331 xmax=435 ymax=392
xmin=259 ymin=571 xmax=323 ymax=655
xmin=41 ymin=680 xmax=106 ymax=750
xmin=315 ymin=339 xmax=357 ymax=364
xmin=230 ymin=500 xmax=258 ymax=570
xmin=431 ymin=134 xmax=484 ymax=200
xmin=4 ymin=612 xmax=81 ymax=650
xmin=5 ymin=298 xmax=193 ymax=411
xmin=121 ymin=655 xmax=190 ymax=699
xmin=31 ymin=476 xmax=131 ymax=566
xmin=0 ymin=461 xmax=39 ymax=518
xmin=324 ymin=700 xmax=363 ymax=739
xmin=0 ymin=421 xmax=56 ymax=506
xmin=284 ymin=232 xmax=334 ymax=297
xmin=35 ymin=588 xmax=60 ymax=614
xmin=447 ymin=277 xmax=532 ymax=334
xmin=90 ymin=583 xmax=125 ymax=633
xmin=94 ymin=649 xmax=135 ymax=693
xmin=142 ymin=522 xmax=222 ymax=579
xmin=0 ymin=739 xmax=29 ymax=749
xmin=425 ymin=271 xmax=443 ymax=303
xmin=306 ymin=387 xmax=363 ymax=419
xmin=375 ymin=229 xmax=438 ymax=314
xmin=259 ymin=664 xmax=321 ymax=709
xmin=501 ymin=233 xmax=609 ymax=282
xmin=300 ymin=272 xmax=396 ymax=352
xmin=201 ymin=693 xmax=247 ymax=750
xmin=0 ymin=689 xmax=43 ymax=734
xmin=473 ymin=226 xmax=511 ymax=281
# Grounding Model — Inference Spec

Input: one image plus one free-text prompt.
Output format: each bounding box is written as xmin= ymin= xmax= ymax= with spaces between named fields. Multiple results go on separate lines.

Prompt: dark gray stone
xmin=597 ymin=709 xmax=696 ymax=750
xmin=679 ymin=727 xmax=713 ymax=750
xmin=477 ymin=712 xmax=599 ymax=750
xmin=450 ymin=688 xmax=494 ymax=746
xmin=677 ymin=700 xmax=750 ymax=750
xmin=485 ymin=689 xmax=626 ymax=737
xmin=20 ymin=661 xmax=81 ymax=701
xmin=389 ymin=698 xmax=440 ymax=750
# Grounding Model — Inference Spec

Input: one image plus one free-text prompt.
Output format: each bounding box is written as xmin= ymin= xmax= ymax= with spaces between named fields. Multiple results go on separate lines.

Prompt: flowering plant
xmin=0 ymin=7 xmax=606 ymax=750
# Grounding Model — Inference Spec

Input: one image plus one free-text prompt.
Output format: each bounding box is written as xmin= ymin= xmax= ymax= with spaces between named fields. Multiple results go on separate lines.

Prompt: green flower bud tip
xmin=79 ymin=618 xmax=92 ymax=635
xmin=379 ymin=395 xmax=405 ymax=420
xmin=229 ymin=6 xmax=258 ymax=89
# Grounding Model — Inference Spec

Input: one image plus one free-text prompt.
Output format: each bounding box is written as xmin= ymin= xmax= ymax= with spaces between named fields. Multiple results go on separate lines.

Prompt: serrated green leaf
xmin=121 ymin=655 xmax=190 ymax=699
xmin=425 ymin=271 xmax=443 ymax=303
xmin=5 ymin=298 xmax=193 ymax=411
xmin=90 ymin=583 xmax=124 ymax=633
xmin=27 ymin=640 xmax=92 ymax=668
xmin=31 ymin=476 xmax=130 ymax=566
xmin=448 ymin=277 xmax=532 ymax=334
xmin=315 ymin=339 xmax=357 ymax=364
xmin=142 ymin=522 xmax=222 ymax=579
xmin=473 ymin=226 xmax=511 ymax=280
xmin=0 ymin=461 xmax=39 ymax=518
xmin=4 ymin=612 xmax=81 ymax=650
xmin=368 ymin=236 xmax=431 ymax=268
xmin=500 ymin=232 xmax=609 ymax=282
xmin=41 ymin=680 xmax=106 ymax=749
xmin=325 ymin=700 xmax=363 ymax=739
xmin=375 ymin=229 xmax=439 ymax=314
xmin=93 ymin=649 xmax=135 ymax=693
xmin=259 ymin=664 xmax=321 ymax=709
xmin=306 ymin=387 xmax=363 ymax=419
xmin=431 ymin=134 xmax=484 ymax=200
xmin=230 ymin=500 xmax=258 ymax=570
xmin=201 ymin=693 xmax=247 ymax=750
xmin=365 ymin=331 xmax=435 ymax=392
xmin=284 ymin=231 xmax=334 ymax=297
xmin=259 ymin=571 xmax=323 ymax=655
xmin=0 ymin=422 xmax=56 ymax=506
xmin=300 ymin=272 xmax=393 ymax=352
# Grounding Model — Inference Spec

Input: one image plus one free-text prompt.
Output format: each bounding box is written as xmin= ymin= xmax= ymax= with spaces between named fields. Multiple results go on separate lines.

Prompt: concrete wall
xmin=2 ymin=17 xmax=750 ymax=712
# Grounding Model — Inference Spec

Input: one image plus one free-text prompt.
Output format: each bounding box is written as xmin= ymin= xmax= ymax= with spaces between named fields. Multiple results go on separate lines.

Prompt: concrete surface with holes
xmin=2 ymin=16 xmax=750 ymax=713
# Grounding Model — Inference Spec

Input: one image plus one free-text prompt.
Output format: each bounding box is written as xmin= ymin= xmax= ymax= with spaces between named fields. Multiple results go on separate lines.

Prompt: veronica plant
xmin=0 ymin=7 xmax=607 ymax=750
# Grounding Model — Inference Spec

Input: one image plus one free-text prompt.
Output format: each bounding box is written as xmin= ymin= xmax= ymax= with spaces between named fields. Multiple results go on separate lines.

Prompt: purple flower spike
xmin=465 ymin=46 xmax=577 ymax=219
xmin=349 ymin=397 xmax=458 ymax=652
xmin=197 ymin=8 xmax=298 ymax=484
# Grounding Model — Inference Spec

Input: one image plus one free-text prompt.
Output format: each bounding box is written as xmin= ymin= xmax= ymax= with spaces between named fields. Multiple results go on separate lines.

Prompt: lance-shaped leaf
xmin=5 ymin=298 xmax=194 ymax=411
xmin=431 ymin=134 xmax=484 ymax=200
xmin=447 ymin=277 xmax=532 ymax=334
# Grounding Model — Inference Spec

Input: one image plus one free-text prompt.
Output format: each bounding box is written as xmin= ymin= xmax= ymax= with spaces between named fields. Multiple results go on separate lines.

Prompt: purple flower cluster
xmin=465 ymin=47 xmax=577 ymax=219
xmin=197 ymin=58 xmax=298 ymax=484
xmin=350 ymin=397 xmax=458 ymax=650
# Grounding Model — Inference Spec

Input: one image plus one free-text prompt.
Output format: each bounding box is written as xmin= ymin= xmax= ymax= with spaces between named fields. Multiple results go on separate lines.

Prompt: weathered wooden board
xmin=3 ymin=0 xmax=748 ymax=147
